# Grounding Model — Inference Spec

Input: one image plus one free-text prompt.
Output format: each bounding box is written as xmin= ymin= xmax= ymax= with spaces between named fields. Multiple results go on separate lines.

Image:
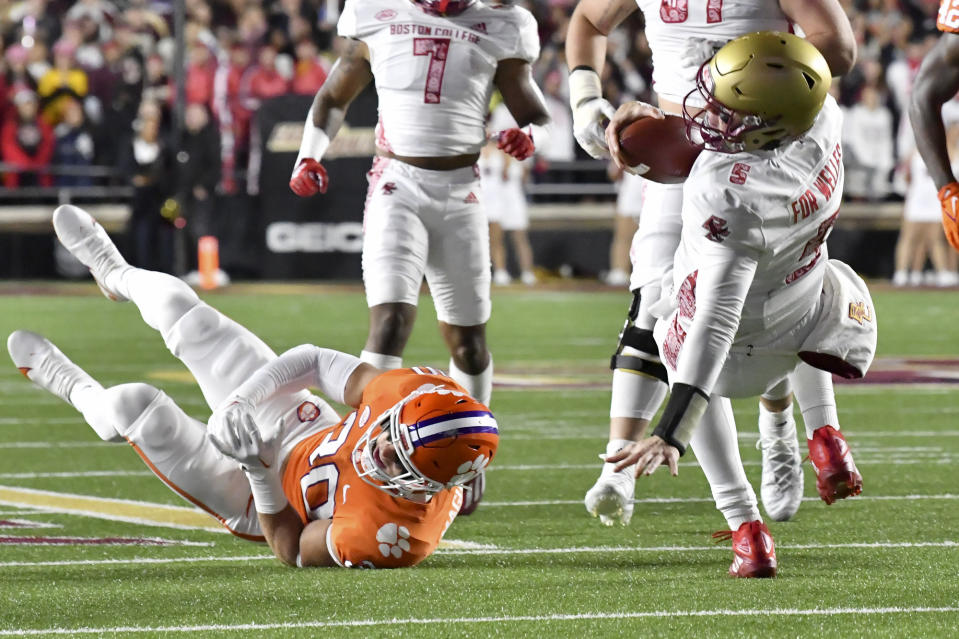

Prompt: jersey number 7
xmin=414 ymin=37 xmax=451 ymax=104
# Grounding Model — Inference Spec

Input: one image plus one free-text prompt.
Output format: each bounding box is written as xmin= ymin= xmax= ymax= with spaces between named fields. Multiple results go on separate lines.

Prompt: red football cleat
xmin=807 ymin=425 xmax=862 ymax=505
xmin=713 ymin=521 xmax=778 ymax=578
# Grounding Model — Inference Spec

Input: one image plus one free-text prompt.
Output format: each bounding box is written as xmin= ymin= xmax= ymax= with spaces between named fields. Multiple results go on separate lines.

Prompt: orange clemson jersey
xmin=939 ymin=0 xmax=959 ymax=32
xmin=281 ymin=367 xmax=465 ymax=568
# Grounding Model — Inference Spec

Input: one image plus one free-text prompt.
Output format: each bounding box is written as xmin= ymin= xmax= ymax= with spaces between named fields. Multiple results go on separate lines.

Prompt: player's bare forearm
xmin=566 ymin=0 xmax=635 ymax=71
xmin=780 ymin=0 xmax=856 ymax=76
xmin=310 ymin=38 xmax=373 ymax=139
xmin=258 ymin=509 xmax=337 ymax=567
xmin=256 ymin=506 xmax=306 ymax=566
xmin=343 ymin=363 xmax=382 ymax=408
xmin=910 ymin=35 xmax=959 ymax=190
xmin=494 ymin=60 xmax=550 ymax=127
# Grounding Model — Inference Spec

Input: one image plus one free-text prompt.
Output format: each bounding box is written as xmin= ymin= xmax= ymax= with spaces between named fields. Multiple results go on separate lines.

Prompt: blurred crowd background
xmin=0 ymin=0 xmax=956 ymax=286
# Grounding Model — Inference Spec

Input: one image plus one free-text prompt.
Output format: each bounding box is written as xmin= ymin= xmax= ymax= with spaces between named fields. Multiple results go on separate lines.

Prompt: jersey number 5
xmin=414 ymin=37 xmax=451 ymax=104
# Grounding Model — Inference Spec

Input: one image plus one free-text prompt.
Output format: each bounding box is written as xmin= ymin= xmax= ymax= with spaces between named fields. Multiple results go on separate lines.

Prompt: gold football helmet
xmin=682 ymin=31 xmax=831 ymax=153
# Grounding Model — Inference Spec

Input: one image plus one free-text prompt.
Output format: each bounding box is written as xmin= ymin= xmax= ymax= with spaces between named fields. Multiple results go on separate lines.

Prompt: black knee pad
xmin=610 ymin=290 xmax=667 ymax=383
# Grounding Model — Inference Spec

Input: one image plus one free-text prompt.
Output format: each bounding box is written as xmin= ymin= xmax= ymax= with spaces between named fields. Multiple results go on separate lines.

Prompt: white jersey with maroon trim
xmin=338 ymin=0 xmax=539 ymax=157
xmin=663 ymin=95 xmax=844 ymax=393
xmin=636 ymin=0 xmax=792 ymax=105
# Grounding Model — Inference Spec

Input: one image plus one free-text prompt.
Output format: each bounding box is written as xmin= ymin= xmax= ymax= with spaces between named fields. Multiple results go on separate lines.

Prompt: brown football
xmin=617 ymin=115 xmax=702 ymax=184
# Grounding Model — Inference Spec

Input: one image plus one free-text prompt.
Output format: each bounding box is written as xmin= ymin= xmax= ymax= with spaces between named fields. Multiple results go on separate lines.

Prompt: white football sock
xmin=791 ymin=362 xmax=840 ymax=438
xmin=449 ymin=354 xmax=492 ymax=406
xmin=758 ymin=403 xmax=794 ymax=439
xmin=360 ymin=350 xmax=403 ymax=370
xmin=72 ymin=383 xmax=125 ymax=443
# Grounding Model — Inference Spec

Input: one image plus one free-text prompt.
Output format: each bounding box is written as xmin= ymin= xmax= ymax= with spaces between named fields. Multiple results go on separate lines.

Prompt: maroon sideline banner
xmin=251 ymin=87 xmax=377 ymax=279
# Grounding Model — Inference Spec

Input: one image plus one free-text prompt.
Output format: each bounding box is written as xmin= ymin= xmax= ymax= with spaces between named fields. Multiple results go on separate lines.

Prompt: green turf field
xmin=1 ymin=282 xmax=957 ymax=637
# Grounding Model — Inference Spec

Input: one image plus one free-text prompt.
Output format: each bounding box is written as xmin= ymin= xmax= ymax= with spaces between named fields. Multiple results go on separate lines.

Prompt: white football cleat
xmin=53 ymin=204 xmax=130 ymax=301
xmin=7 ymin=330 xmax=102 ymax=407
xmin=584 ymin=459 xmax=636 ymax=526
xmin=492 ymin=269 xmax=512 ymax=286
xmin=757 ymin=425 xmax=804 ymax=522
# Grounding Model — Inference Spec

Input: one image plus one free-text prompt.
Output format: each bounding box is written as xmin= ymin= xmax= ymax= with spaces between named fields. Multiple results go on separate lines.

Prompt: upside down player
xmin=910 ymin=0 xmax=959 ymax=252
xmin=606 ymin=33 xmax=877 ymax=577
xmin=567 ymin=0 xmax=861 ymax=528
xmin=8 ymin=205 xmax=498 ymax=569
xmin=289 ymin=0 xmax=549 ymax=513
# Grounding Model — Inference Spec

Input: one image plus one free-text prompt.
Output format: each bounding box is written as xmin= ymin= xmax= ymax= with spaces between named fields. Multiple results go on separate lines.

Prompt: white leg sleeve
xmin=122 ymin=268 xmax=286 ymax=411
xmin=609 ymin=367 xmax=668 ymax=420
xmin=790 ymin=361 xmax=840 ymax=438
xmin=689 ymin=396 xmax=761 ymax=530
xmin=449 ymin=355 xmax=493 ymax=406
xmin=104 ymin=383 xmax=263 ymax=539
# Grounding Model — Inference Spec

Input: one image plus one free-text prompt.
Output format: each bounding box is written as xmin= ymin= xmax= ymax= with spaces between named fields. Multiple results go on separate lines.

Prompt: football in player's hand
xmin=617 ymin=115 xmax=702 ymax=184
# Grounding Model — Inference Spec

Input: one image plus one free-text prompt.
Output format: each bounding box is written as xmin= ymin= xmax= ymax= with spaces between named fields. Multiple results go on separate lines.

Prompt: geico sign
xmin=266 ymin=222 xmax=364 ymax=253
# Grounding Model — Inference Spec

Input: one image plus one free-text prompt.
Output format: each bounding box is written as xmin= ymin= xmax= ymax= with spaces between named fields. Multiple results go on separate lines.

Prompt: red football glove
xmin=939 ymin=182 xmax=959 ymax=252
xmin=496 ymin=127 xmax=535 ymax=161
xmin=289 ymin=158 xmax=329 ymax=197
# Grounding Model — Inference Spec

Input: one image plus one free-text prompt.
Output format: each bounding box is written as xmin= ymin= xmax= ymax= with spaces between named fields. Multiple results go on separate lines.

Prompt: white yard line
xmin=479 ymin=493 xmax=959 ymax=506
xmin=0 ymin=470 xmax=153 ymax=479
xmin=4 ymin=453 xmax=958 ymax=480
xmin=1 ymin=540 xmax=955 ymax=569
xmin=502 ymin=430 xmax=959 ymax=440
xmin=1 ymin=606 xmax=957 ymax=635
xmin=435 ymin=540 xmax=959 ymax=555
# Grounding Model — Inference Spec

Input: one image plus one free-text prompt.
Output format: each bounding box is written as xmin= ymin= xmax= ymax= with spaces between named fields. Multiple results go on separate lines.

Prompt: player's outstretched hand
xmin=208 ymin=401 xmax=276 ymax=470
xmin=606 ymin=435 xmax=679 ymax=477
xmin=605 ymin=102 xmax=665 ymax=173
xmin=938 ymin=182 xmax=959 ymax=252
xmin=496 ymin=128 xmax=535 ymax=161
xmin=289 ymin=158 xmax=329 ymax=197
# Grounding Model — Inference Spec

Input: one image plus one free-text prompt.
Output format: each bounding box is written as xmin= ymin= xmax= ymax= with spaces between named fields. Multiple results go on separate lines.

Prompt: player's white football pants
xmin=363 ymin=157 xmax=491 ymax=326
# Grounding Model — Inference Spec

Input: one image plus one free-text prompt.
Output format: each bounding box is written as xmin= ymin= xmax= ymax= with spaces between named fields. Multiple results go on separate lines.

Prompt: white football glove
xmin=208 ymin=400 xmax=277 ymax=470
xmin=569 ymin=68 xmax=616 ymax=159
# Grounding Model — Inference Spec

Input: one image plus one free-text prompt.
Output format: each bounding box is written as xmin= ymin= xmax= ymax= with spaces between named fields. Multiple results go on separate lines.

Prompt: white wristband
xmin=528 ymin=122 xmax=549 ymax=152
xmin=295 ymin=106 xmax=331 ymax=167
xmin=245 ymin=467 xmax=287 ymax=515
xmin=568 ymin=68 xmax=603 ymax=109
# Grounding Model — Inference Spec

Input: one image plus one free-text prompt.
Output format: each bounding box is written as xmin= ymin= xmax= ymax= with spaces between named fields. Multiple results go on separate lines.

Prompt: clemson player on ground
xmin=910 ymin=0 xmax=959 ymax=252
xmin=567 ymin=0 xmax=861 ymax=531
xmin=8 ymin=205 xmax=498 ymax=569
xmin=606 ymin=32 xmax=877 ymax=577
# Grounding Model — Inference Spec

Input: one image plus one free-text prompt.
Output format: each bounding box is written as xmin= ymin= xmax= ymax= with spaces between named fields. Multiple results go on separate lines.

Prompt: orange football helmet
xmin=352 ymin=384 xmax=499 ymax=500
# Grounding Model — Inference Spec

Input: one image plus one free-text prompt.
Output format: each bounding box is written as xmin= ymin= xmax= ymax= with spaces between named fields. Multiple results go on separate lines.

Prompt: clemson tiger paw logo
xmin=450 ymin=455 xmax=489 ymax=485
xmin=376 ymin=523 xmax=411 ymax=559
